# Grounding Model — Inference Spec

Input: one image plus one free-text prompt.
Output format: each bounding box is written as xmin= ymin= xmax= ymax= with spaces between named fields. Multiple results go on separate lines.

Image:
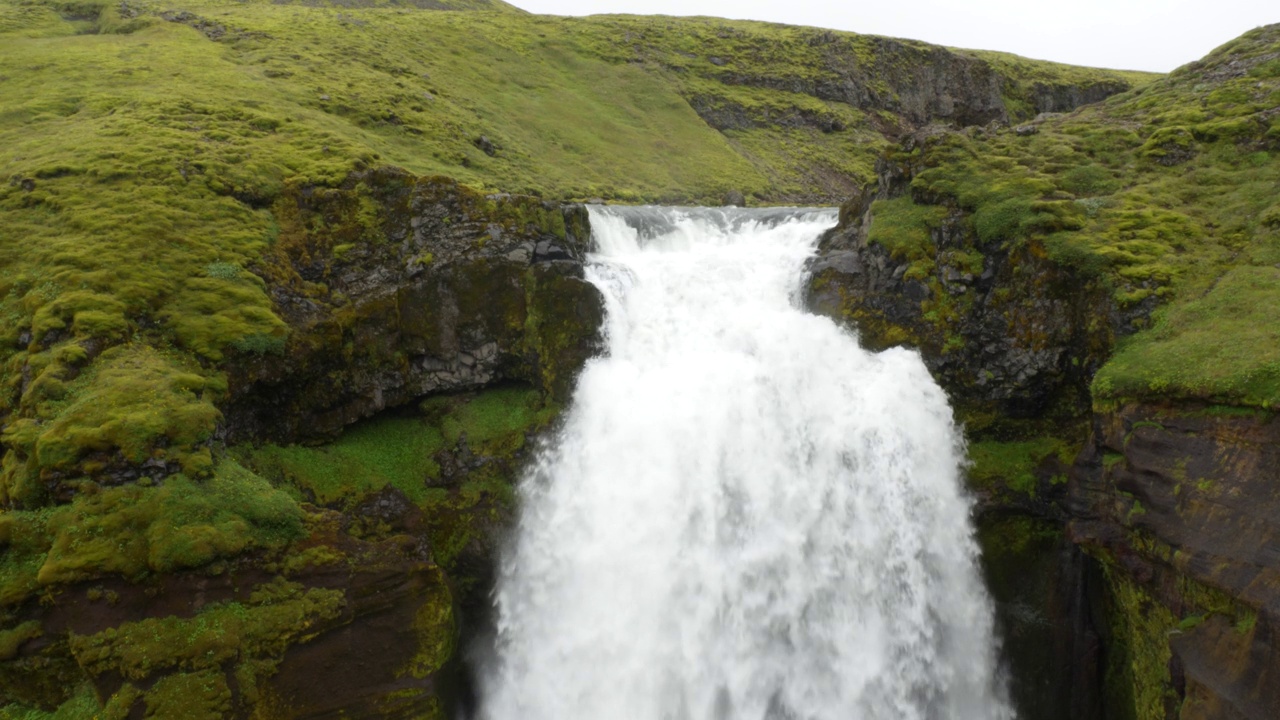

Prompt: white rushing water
xmin=480 ymin=206 xmax=1012 ymax=720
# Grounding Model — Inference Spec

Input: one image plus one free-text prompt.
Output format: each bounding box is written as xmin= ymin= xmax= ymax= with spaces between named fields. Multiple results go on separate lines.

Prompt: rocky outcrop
xmin=1070 ymin=403 xmax=1280 ymax=720
xmin=697 ymin=33 xmax=1132 ymax=132
xmin=804 ymin=149 xmax=1115 ymax=423
xmin=803 ymin=115 xmax=1280 ymax=719
xmin=224 ymin=168 xmax=603 ymax=444
xmin=0 ymin=168 xmax=606 ymax=719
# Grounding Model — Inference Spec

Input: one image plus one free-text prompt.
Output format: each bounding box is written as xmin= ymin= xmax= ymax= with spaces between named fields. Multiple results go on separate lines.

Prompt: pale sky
xmin=508 ymin=0 xmax=1277 ymax=73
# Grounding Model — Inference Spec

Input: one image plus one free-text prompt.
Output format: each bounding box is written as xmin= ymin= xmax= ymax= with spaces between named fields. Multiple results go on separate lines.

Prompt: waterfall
xmin=480 ymin=206 xmax=1012 ymax=720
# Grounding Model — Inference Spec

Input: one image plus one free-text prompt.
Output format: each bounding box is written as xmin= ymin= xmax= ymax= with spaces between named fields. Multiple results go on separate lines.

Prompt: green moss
xmin=246 ymin=416 xmax=447 ymax=508
xmin=427 ymin=385 xmax=558 ymax=455
xmin=33 ymin=458 xmax=302 ymax=587
xmin=891 ymin=27 xmax=1280 ymax=410
xmin=0 ymin=684 xmax=101 ymax=720
xmin=0 ymin=508 xmax=53 ymax=605
xmin=1093 ymin=266 xmax=1280 ymax=407
xmin=68 ymin=578 xmax=344 ymax=684
xmin=143 ymin=670 xmax=232 ymax=719
xmin=1092 ymin=531 xmax=1263 ymax=720
xmin=241 ymin=385 xmax=556 ymax=573
xmin=977 ymin=514 xmax=1063 ymax=557
xmin=1 ymin=344 xmax=225 ymax=506
xmin=100 ymin=686 xmax=140 ymax=720
xmin=1103 ymin=569 xmax=1176 ymax=720
xmin=402 ymin=567 xmax=455 ymax=679
xmin=0 ymin=622 xmax=40 ymax=661
xmin=966 ymin=437 xmax=1078 ymax=497
xmin=866 ymin=196 xmax=947 ymax=260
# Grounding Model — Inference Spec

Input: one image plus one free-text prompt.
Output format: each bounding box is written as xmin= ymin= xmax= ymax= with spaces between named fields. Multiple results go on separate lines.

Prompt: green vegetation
xmin=1096 ymin=544 xmax=1262 ymax=720
xmin=63 ymin=577 xmax=345 ymax=717
xmin=0 ymin=457 xmax=302 ymax=607
xmin=867 ymin=24 xmax=1280 ymax=408
xmin=1094 ymin=266 xmax=1280 ymax=408
xmin=0 ymin=685 xmax=101 ymax=720
xmin=244 ymin=385 xmax=553 ymax=508
xmin=247 ymin=416 xmax=447 ymax=508
xmin=2 ymin=344 xmax=225 ymax=507
xmin=242 ymin=385 xmax=555 ymax=571
xmin=967 ymin=436 xmax=1078 ymax=497
xmin=69 ymin=578 xmax=343 ymax=680
xmin=0 ymin=0 xmax=1149 ymax=515
xmin=40 ymin=461 xmax=302 ymax=583
xmin=1102 ymin=567 xmax=1177 ymax=720
xmin=866 ymin=196 xmax=949 ymax=261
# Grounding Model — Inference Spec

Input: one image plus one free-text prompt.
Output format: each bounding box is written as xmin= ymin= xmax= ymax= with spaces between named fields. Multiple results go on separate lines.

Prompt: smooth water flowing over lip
xmin=480 ymin=205 xmax=1012 ymax=720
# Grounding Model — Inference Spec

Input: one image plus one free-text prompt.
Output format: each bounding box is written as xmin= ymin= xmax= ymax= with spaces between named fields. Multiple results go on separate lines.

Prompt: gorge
xmin=0 ymin=1 xmax=1278 ymax=718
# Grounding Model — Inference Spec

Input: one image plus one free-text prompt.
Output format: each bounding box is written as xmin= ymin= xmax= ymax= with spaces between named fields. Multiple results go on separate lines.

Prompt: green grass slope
xmin=870 ymin=24 xmax=1280 ymax=409
xmin=0 ymin=0 xmax=1150 ymax=510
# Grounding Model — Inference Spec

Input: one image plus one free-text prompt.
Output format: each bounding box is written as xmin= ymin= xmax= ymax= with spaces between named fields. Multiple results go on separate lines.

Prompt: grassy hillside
xmin=865 ymin=24 xmax=1280 ymax=409
xmin=0 ymin=0 xmax=1151 ymax=507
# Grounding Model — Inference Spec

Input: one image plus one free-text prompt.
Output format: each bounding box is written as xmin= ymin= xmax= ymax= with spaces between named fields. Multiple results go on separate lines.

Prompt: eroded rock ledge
xmin=226 ymin=167 xmax=604 ymax=444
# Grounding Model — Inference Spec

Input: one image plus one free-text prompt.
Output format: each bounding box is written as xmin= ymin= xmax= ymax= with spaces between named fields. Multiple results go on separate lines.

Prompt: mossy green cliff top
xmin=817 ymin=23 xmax=1280 ymax=413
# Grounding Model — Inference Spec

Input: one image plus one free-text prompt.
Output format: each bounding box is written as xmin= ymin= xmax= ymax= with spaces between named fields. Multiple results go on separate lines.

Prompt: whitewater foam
xmin=481 ymin=205 xmax=1012 ymax=720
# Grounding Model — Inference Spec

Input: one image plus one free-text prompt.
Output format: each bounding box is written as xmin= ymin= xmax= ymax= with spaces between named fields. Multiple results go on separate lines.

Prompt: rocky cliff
xmin=805 ymin=23 xmax=1280 ymax=720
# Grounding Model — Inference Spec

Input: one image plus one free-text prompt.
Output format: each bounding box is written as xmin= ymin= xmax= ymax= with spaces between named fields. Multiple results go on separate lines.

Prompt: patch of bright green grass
xmin=1093 ymin=266 xmax=1280 ymax=408
xmin=247 ymin=416 xmax=446 ymax=507
xmin=245 ymin=385 xmax=555 ymax=509
xmin=967 ymin=437 xmax=1078 ymax=497
xmin=426 ymin=385 xmax=558 ymax=454
xmin=866 ymin=196 xmax=948 ymax=260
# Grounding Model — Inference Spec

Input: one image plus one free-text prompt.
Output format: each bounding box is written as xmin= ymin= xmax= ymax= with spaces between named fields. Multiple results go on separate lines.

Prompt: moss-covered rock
xmin=220 ymin=169 xmax=602 ymax=445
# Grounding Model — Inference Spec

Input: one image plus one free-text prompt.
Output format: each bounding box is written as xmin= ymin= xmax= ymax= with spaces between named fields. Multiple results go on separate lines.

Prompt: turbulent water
xmin=480 ymin=206 xmax=1012 ymax=720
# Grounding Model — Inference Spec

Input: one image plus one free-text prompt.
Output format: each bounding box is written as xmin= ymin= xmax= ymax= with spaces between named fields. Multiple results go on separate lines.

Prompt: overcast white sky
xmin=508 ymin=0 xmax=1276 ymax=73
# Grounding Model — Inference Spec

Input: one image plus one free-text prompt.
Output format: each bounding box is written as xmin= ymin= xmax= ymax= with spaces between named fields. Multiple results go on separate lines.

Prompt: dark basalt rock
xmin=223 ymin=169 xmax=604 ymax=445
xmin=804 ymin=148 xmax=1115 ymax=423
xmin=1069 ymin=403 xmax=1280 ymax=720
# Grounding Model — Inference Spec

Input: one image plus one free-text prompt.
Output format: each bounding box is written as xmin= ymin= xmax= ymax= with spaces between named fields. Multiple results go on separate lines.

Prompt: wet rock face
xmin=978 ymin=514 xmax=1106 ymax=720
xmin=223 ymin=169 xmax=604 ymax=444
xmin=1070 ymin=404 xmax=1280 ymax=720
xmin=803 ymin=163 xmax=1113 ymax=422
